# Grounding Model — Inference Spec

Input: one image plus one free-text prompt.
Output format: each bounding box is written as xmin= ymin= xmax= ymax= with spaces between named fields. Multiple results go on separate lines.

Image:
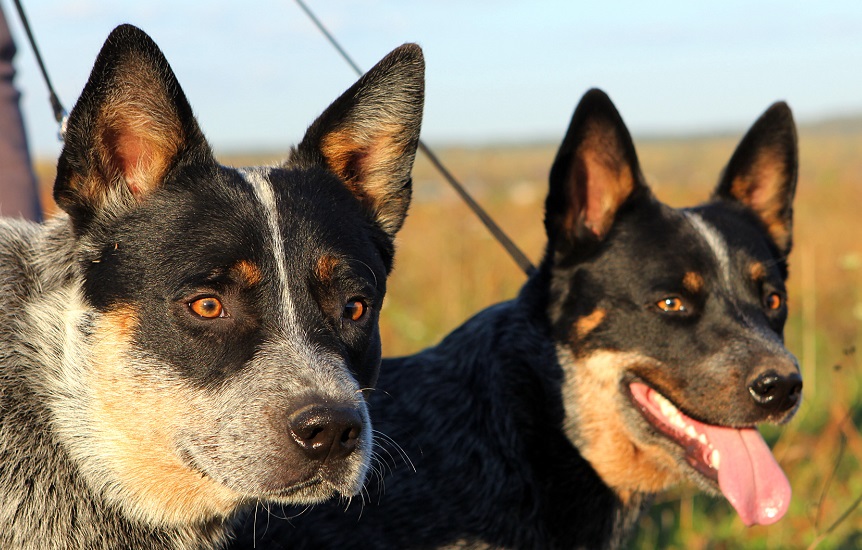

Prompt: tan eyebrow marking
xmin=231 ymin=260 xmax=262 ymax=286
xmin=683 ymin=272 xmax=704 ymax=293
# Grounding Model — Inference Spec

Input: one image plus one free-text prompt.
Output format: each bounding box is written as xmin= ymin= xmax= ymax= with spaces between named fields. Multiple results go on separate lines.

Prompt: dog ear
xmin=712 ymin=102 xmax=798 ymax=256
xmin=545 ymin=89 xmax=645 ymax=247
xmin=54 ymin=24 xmax=212 ymax=230
xmin=290 ymin=44 xmax=425 ymax=238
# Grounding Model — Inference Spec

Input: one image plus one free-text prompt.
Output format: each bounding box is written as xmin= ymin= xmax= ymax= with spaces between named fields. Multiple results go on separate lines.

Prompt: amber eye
xmin=342 ymin=299 xmax=367 ymax=322
xmin=765 ymin=292 xmax=783 ymax=310
xmin=189 ymin=297 xmax=225 ymax=319
xmin=657 ymin=297 xmax=686 ymax=313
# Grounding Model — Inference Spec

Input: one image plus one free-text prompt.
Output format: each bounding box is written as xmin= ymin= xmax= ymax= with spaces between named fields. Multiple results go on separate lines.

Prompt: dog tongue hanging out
xmin=629 ymin=383 xmax=792 ymax=525
xmin=544 ymin=89 xmax=801 ymax=535
xmin=238 ymin=88 xmax=801 ymax=549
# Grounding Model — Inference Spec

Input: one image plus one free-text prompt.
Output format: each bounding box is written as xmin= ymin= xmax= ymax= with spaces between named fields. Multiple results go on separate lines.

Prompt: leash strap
xmin=295 ymin=0 xmax=536 ymax=276
xmin=11 ymin=0 xmax=67 ymax=140
xmin=12 ymin=0 xmax=534 ymax=275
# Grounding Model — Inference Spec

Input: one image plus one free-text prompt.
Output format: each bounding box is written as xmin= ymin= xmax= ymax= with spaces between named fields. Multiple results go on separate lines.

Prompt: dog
xmin=234 ymin=89 xmax=802 ymax=549
xmin=0 ymin=24 xmax=423 ymax=549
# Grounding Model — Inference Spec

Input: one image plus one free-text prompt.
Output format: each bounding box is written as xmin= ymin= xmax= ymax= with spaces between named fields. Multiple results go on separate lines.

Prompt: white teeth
xmin=650 ymin=390 xmax=714 ymax=452
xmin=709 ymin=449 xmax=721 ymax=470
xmin=654 ymin=392 xmax=675 ymax=414
xmin=653 ymin=392 xmax=688 ymax=431
xmin=649 ymin=388 xmax=721 ymax=473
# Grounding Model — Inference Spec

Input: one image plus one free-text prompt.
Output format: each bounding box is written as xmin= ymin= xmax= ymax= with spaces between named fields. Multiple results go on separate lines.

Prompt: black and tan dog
xmin=237 ymin=89 xmax=802 ymax=549
xmin=0 ymin=25 xmax=424 ymax=549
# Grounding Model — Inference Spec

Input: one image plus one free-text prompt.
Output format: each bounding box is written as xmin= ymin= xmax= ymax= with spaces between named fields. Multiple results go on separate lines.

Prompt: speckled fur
xmin=0 ymin=24 xmax=423 ymax=550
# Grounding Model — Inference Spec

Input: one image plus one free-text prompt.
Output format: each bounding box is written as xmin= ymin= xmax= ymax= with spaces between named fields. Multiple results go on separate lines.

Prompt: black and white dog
xmin=0 ymin=24 xmax=423 ymax=549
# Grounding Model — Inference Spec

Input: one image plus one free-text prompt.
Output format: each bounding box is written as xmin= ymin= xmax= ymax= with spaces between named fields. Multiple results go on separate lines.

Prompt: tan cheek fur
xmin=85 ymin=307 xmax=242 ymax=526
xmin=560 ymin=348 xmax=684 ymax=502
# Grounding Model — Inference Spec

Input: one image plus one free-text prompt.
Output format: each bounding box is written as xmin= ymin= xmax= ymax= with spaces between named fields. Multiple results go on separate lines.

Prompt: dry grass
xmin=31 ymin=122 xmax=862 ymax=547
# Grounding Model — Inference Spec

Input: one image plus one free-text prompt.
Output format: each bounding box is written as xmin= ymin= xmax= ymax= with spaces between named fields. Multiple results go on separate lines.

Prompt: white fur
xmin=240 ymin=167 xmax=297 ymax=330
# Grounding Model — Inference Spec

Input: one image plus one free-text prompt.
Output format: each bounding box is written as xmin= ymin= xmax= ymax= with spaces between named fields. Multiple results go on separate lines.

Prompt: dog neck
xmin=404 ymin=272 xmax=649 ymax=548
xmin=507 ymin=273 xmax=650 ymax=547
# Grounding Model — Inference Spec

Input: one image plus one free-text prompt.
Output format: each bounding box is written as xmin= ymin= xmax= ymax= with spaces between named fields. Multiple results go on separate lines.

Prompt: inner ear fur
xmin=91 ymin=66 xmax=186 ymax=200
xmin=713 ymin=102 xmax=798 ymax=255
xmin=546 ymin=89 xmax=644 ymax=246
xmin=567 ymin=120 xmax=638 ymax=239
xmin=54 ymin=25 xmax=210 ymax=221
xmin=290 ymin=43 xmax=425 ymax=238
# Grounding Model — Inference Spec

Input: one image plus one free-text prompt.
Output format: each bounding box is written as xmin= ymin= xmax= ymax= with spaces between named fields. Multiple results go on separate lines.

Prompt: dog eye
xmin=342 ymin=299 xmax=367 ymax=322
xmin=657 ymin=297 xmax=686 ymax=313
xmin=189 ymin=297 xmax=226 ymax=319
xmin=765 ymin=292 xmax=783 ymax=311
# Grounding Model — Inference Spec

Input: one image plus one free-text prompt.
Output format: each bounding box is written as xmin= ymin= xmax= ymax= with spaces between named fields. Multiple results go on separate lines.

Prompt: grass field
xmin=32 ymin=118 xmax=862 ymax=548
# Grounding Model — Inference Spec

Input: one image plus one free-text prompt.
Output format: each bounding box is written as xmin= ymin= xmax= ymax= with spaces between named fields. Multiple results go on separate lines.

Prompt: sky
xmin=4 ymin=0 xmax=862 ymax=158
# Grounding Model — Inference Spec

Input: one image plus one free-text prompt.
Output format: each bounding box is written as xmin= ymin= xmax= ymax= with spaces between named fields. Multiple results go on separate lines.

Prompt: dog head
xmin=46 ymin=25 xmax=423 ymax=527
xmin=543 ymin=89 xmax=800 ymax=526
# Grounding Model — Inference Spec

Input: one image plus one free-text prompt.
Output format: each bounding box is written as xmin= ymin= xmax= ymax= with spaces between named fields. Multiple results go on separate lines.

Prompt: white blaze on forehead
xmin=684 ymin=210 xmax=761 ymax=330
xmin=238 ymin=167 xmax=296 ymax=328
xmin=238 ymin=168 xmax=358 ymax=376
xmin=235 ymin=168 xmax=369 ymax=403
xmin=684 ymin=211 xmax=731 ymax=282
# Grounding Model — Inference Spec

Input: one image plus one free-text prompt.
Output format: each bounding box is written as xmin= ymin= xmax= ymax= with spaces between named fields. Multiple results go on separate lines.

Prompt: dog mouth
xmin=264 ymin=476 xmax=326 ymax=500
xmin=179 ymin=446 xmax=364 ymax=504
xmin=628 ymin=381 xmax=791 ymax=526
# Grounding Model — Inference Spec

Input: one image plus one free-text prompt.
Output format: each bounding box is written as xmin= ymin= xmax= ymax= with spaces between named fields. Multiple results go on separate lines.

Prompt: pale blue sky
xmin=5 ymin=0 xmax=862 ymax=157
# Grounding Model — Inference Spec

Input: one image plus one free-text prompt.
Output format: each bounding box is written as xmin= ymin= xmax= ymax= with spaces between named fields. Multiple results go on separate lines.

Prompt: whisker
xmin=369 ymin=453 xmax=389 ymax=492
xmin=373 ymin=438 xmax=400 ymax=472
xmin=374 ymin=429 xmax=416 ymax=473
xmin=252 ymin=499 xmax=259 ymax=549
xmin=353 ymin=259 xmax=379 ymax=289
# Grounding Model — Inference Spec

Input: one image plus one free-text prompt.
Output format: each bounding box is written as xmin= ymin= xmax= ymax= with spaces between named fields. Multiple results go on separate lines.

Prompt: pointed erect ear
xmin=712 ymin=102 xmax=798 ymax=255
xmin=544 ymin=89 xmax=645 ymax=247
xmin=290 ymin=44 xmax=425 ymax=238
xmin=54 ymin=24 xmax=212 ymax=229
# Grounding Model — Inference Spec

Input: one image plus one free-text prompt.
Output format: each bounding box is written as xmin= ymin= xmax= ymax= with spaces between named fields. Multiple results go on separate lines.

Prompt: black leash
xmin=294 ymin=0 xmax=536 ymax=276
xmin=11 ymin=0 xmax=67 ymax=140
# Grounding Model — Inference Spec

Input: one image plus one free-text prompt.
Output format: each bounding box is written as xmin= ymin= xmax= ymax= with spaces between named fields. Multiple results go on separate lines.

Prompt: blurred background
xmin=4 ymin=0 xmax=861 ymax=547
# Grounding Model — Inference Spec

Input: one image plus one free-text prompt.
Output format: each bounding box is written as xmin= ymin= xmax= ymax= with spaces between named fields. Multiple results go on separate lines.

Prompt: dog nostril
xmin=287 ymin=405 xmax=363 ymax=462
xmin=748 ymin=370 xmax=803 ymax=412
xmin=785 ymin=372 xmax=803 ymax=405
xmin=749 ymin=373 xmax=779 ymax=402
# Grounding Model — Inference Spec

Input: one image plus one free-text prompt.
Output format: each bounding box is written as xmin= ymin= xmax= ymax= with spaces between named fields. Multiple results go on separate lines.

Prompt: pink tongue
xmin=702 ymin=424 xmax=791 ymax=526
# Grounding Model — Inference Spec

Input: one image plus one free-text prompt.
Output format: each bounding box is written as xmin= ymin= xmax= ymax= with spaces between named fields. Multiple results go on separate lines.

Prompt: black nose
xmin=748 ymin=370 xmax=803 ymax=412
xmin=287 ymin=405 xmax=363 ymax=462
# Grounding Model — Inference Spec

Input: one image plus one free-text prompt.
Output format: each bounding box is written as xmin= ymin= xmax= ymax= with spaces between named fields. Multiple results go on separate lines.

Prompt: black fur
xmin=234 ymin=89 xmax=800 ymax=549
